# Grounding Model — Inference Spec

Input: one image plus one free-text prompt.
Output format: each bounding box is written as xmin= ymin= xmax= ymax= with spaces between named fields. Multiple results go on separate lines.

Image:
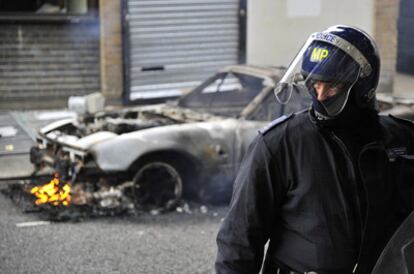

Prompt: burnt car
xmin=29 ymin=65 xmax=310 ymax=211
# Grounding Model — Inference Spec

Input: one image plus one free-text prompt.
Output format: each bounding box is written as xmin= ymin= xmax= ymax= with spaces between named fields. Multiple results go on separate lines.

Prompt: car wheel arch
xmin=128 ymin=150 xmax=204 ymax=199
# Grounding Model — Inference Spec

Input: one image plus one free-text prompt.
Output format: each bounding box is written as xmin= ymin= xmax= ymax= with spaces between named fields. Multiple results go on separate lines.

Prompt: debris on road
xmin=176 ymin=203 xmax=192 ymax=214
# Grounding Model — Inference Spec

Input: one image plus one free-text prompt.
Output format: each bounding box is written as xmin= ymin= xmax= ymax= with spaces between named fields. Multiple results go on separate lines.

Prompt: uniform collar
xmin=308 ymin=108 xmax=392 ymax=145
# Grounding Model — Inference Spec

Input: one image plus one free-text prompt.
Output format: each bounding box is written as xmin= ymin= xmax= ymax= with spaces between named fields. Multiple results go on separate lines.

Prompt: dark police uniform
xmin=215 ymin=110 xmax=414 ymax=274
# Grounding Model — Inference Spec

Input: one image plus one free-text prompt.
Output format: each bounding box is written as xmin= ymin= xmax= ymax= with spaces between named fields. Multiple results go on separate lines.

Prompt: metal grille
xmin=0 ymin=23 xmax=100 ymax=109
xmin=125 ymin=0 xmax=241 ymax=101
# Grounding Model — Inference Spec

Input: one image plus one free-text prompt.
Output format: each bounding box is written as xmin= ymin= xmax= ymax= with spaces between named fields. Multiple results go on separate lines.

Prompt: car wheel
xmin=132 ymin=161 xmax=183 ymax=211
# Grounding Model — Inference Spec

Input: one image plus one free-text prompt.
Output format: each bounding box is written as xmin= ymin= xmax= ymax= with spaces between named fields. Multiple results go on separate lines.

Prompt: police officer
xmin=215 ymin=25 xmax=414 ymax=274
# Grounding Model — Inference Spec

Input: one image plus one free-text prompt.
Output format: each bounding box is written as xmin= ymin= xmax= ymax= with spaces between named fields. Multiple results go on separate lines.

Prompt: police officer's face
xmin=313 ymin=80 xmax=344 ymax=101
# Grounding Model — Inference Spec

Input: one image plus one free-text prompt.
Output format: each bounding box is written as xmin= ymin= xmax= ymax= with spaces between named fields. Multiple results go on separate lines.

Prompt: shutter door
xmin=397 ymin=0 xmax=414 ymax=75
xmin=0 ymin=23 xmax=100 ymax=110
xmin=125 ymin=0 xmax=241 ymax=101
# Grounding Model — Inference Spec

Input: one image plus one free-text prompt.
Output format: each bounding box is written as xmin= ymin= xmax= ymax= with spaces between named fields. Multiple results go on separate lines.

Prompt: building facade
xmin=0 ymin=0 xmax=410 ymax=110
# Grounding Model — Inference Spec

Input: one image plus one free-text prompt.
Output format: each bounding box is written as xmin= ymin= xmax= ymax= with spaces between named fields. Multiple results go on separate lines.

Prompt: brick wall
xmin=374 ymin=0 xmax=400 ymax=94
xmin=100 ymin=0 xmax=123 ymax=103
xmin=0 ymin=22 xmax=100 ymax=110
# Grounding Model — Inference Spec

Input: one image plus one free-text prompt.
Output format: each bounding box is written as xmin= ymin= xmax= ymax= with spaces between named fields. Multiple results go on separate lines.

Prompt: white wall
xmin=247 ymin=0 xmax=374 ymax=67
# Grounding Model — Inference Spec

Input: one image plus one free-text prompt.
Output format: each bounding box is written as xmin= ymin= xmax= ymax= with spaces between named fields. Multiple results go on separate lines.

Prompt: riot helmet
xmin=275 ymin=25 xmax=380 ymax=118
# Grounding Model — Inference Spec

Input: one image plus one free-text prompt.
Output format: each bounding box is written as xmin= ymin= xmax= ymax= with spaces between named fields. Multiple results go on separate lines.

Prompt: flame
xmin=31 ymin=175 xmax=71 ymax=206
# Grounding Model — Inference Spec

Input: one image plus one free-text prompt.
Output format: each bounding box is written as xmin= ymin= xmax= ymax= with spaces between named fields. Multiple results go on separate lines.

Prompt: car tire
xmin=132 ymin=161 xmax=183 ymax=211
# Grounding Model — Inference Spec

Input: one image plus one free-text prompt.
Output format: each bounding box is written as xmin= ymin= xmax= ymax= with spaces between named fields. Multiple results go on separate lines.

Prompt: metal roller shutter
xmin=0 ymin=23 xmax=100 ymax=110
xmin=124 ymin=0 xmax=243 ymax=102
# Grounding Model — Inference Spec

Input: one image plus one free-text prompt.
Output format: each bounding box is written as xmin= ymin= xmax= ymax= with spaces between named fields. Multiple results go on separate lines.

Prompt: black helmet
xmin=275 ymin=25 xmax=380 ymax=117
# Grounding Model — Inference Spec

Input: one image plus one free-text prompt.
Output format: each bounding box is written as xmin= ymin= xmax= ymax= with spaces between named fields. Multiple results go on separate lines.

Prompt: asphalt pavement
xmin=0 ymin=185 xmax=226 ymax=274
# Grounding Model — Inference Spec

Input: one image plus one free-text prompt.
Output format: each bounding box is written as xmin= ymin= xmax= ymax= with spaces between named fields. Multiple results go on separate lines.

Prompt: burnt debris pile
xmin=1 ymin=177 xmax=220 ymax=222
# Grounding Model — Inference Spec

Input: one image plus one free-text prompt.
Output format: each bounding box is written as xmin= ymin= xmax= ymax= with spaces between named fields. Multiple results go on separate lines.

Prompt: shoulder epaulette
xmin=389 ymin=114 xmax=414 ymax=129
xmin=259 ymin=113 xmax=295 ymax=135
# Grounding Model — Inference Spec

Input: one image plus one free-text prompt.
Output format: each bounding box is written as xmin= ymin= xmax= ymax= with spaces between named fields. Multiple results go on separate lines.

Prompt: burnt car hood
xmin=38 ymin=104 xmax=221 ymax=151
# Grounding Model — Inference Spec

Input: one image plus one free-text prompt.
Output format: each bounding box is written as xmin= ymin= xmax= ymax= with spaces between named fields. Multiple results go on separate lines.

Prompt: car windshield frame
xmin=177 ymin=71 xmax=269 ymax=118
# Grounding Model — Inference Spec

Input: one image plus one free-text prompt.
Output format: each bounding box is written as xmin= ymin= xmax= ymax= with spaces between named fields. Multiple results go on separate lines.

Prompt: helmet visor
xmin=275 ymin=32 xmax=368 ymax=117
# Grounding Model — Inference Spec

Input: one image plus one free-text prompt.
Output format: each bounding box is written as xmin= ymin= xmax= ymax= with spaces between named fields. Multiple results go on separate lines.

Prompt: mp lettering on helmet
xmin=310 ymin=47 xmax=329 ymax=62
